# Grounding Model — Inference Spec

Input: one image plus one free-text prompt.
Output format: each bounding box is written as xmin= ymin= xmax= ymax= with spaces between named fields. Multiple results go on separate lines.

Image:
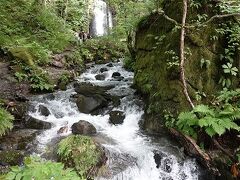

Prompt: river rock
xmin=0 ymin=129 xmax=38 ymax=151
xmin=38 ymin=105 xmax=50 ymax=116
xmin=106 ymin=63 xmax=113 ymax=67
xmin=153 ymin=151 xmax=167 ymax=168
xmin=112 ymin=72 xmax=121 ymax=78
xmin=100 ymin=67 xmax=108 ymax=73
xmin=109 ymin=111 xmax=125 ymax=125
xmin=95 ymin=74 xmax=106 ymax=80
xmin=43 ymin=93 xmax=55 ymax=101
xmin=25 ymin=116 xmax=52 ymax=129
xmin=7 ymin=102 xmax=28 ymax=120
xmin=76 ymin=94 xmax=107 ymax=114
xmin=113 ymin=76 xmax=124 ymax=81
xmin=72 ymin=120 xmax=97 ymax=135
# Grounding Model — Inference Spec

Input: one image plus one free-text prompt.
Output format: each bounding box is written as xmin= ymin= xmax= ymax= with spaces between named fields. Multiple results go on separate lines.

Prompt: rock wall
xmin=134 ymin=0 xmax=239 ymax=132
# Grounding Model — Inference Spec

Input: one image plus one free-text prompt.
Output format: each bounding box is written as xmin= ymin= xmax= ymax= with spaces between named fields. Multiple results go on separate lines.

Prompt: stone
xmin=153 ymin=151 xmax=166 ymax=168
xmin=76 ymin=94 xmax=107 ymax=114
xmin=0 ymin=129 xmax=38 ymax=151
xmin=25 ymin=116 xmax=52 ymax=129
xmin=57 ymin=125 xmax=68 ymax=134
xmin=113 ymin=76 xmax=124 ymax=81
xmin=72 ymin=120 xmax=97 ymax=135
xmin=43 ymin=93 xmax=55 ymax=101
xmin=106 ymin=63 xmax=113 ymax=67
xmin=112 ymin=72 xmax=121 ymax=78
xmin=52 ymin=60 xmax=64 ymax=68
xmin=100 ymin=67 xmax=108 ymax=73
xmin=38 ymin=105 xmax=50 ymax=116
xmin=95 ymin=74 xmax=106 ymax=81
xmin=109 ymin=111 xmax=125 ymax=125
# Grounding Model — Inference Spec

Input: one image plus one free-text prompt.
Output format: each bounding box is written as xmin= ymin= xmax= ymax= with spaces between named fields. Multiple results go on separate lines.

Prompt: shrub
xmin=57 ymin=135 xmax=102 ymax=179
xmin=4 ymin=156 xmax=81 ymax=180
xmin=0 ymin=107 xmax=14 ymax=137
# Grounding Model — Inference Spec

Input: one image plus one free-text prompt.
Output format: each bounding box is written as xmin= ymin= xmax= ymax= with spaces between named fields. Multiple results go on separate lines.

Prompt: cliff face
xmin=134 ymin=1 xmax=239 ymax=132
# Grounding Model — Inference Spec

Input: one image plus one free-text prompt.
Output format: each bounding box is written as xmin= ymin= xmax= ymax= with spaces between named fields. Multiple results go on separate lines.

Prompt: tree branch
xmin=180 ymin=0 xmax=195 ymax=109
xmin=187 ymin=13 xmax=240 ymax=28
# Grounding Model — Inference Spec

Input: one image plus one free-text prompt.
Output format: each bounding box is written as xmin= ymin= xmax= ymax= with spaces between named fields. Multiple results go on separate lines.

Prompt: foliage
xmin=4 ymin=156 xmax=81 ymax=180
xmin=57 ymin=135 xmax=101 ymax=178
xmin=54 ymin=0 xmax=90 ymax=31
xmin=0 ymin=107 xmax=14 ymax=137
xmin=0 ymin=0 xmax=74 ymax=65
xmin=14 ymin=64 xmax=54 ymax=92
xmin=174 ymin=89 xmax=240 ymax=139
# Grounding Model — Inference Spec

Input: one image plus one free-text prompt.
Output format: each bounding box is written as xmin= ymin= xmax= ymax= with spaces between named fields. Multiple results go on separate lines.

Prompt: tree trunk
xmin=180 ymin=0 xmax=195 ymax=109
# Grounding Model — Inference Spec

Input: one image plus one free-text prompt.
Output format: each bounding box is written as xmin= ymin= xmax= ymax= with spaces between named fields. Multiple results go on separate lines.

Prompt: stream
xmin=27 ymin=61 xmax=210 ymax=180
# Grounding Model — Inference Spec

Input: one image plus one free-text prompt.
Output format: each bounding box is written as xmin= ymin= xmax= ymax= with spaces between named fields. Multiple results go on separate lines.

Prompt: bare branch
xmin=180 ymin=0 xmax=195 ymax=109
xmin=158 ymin=10 xmax=180 ymax=26
xmin=187 ymin=13 xmax=240 ymax=28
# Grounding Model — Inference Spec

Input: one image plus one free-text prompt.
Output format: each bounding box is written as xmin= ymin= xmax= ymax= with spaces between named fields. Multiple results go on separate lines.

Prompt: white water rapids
xmin=27 ymin=61 xmax=210 ymax=180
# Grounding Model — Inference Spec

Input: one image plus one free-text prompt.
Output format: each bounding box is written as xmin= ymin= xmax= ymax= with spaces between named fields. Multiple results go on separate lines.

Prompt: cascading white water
xmin=90 ymin=0 xmax=113 ymax=36
xmin=28 ymin=61 xmax=206 ymax=180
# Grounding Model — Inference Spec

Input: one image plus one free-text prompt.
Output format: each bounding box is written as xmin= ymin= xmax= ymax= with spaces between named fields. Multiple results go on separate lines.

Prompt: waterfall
xmin=90 ymin=0 xmax=113 ymax=37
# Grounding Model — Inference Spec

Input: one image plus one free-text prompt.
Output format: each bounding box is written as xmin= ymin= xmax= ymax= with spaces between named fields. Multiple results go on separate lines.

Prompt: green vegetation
xmin=3 ymin=156 xmax=81 ymax=180
xmin=58 ymin=135 xmax=102 ymax=179
xmin=0 ymin=107 xmax=14 ymax=136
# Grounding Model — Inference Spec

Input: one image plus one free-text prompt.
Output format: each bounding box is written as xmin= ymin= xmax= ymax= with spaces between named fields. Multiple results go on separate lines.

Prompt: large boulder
xmin=76 ymin=94 xmax=107 ymax=114
xmin=71 ymin=120 xmax=97 ymax=135
xmin=25 ymin=116 xmax=52 ymax=129
xmin=109 ymin=111 xmax=125 ymax=125
xmin=38 ymin=105 xmax=50 ymax=116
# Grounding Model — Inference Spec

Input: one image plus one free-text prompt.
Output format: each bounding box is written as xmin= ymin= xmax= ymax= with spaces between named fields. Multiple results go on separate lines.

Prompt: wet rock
xmin=76 ymin=94 xmax=107 ymax=114
xmin=100 ymin=67 xmax=108 ymax=73
xmin=112 ymin=72 xmax=121 ymax=78
xmin=72 ymin=120 xmax=97 ymax=135
xmin=57 ymin=124 xmax=68 ymax=134
xmin=113 ymin=76 xmax=124 ymax=81
xmin=0 ymin=129 xmax=38 ymax=151
xmin=8 ymin=102 xmax=28 ymax=120
xmin=162 ymin=158 xmax=173 ymax=173
xmin=43 ymin=93 xmax=55 ymax=101
xmin=106 ymin=63 xmax=113 ymax=67
xmin=38 ymin=105 xmax=50 ymax=116
xmin=109 ymin=111 xmax=125 ymax=125
xmin=95 ymin=74 xmax=106 ymax=81
xmin=25 ymin=116 xmax=52 ymax=129
xmin=153 ymin=151 xmax=166 ymax=168
xmin=74 ymin=83 xmax=110 ymax=97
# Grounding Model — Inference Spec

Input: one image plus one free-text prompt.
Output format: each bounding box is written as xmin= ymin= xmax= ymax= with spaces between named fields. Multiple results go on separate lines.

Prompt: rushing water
xmin=90 ymin=0 xmax=113 ymax=36
xmin=27 ymin=61 xmax=211 ymax=180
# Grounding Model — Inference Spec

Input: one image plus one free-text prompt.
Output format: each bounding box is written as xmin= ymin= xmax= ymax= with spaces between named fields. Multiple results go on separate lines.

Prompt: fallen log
xmin=169 ymin=128 xmax=220 ymax=176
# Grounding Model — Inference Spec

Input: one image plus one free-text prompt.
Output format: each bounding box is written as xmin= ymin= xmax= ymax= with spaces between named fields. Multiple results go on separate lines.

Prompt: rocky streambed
xmin=0 ymin=61 xmax=211 ymax=179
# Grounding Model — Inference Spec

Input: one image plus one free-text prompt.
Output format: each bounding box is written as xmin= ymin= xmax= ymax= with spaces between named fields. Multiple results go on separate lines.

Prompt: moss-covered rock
xmin=134 ymin=1 xmax=239 ymax=133
xmin=57 ymin=135 xmax=107 ymax=179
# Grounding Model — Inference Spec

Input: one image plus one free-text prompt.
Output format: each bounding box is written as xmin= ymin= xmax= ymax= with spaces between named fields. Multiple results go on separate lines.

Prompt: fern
xmin=0 ymin=107 xmax=14 ymax=136
xmin=176 ymin=102 xmax=240 ymax=138
xmin=58 ymin=135 xmax=101 ymax=178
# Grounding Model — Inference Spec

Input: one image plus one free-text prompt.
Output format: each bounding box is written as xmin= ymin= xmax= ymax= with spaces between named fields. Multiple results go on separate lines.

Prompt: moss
xmin=0 ymin=150 xmax=24 ymax=166
xmin=134 ymin=1 xmax=231 ymax=132
xmin=9 ymin=47 xmax=34 ymax=66
xmin=57 ymin=135 xmax=106 ymax=178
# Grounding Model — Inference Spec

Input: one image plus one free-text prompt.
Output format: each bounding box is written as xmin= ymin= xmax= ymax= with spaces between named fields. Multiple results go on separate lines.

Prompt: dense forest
xmin=0 ymin=0 xmax=239 ymax=179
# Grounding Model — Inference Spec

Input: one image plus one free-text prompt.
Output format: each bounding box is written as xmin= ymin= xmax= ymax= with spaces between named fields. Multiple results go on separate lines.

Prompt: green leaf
xmin=205 ymin=127 xmax=216 ymax=137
